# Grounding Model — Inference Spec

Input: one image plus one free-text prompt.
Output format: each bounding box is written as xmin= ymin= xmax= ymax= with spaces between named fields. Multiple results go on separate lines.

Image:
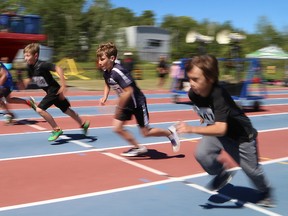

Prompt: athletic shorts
xmin=116 ymin=103 xmax=149 ymax=128
xmin=158 ymin=73 xmax=167 ymax=78
xmin=0 ymin=86 xmax=11 ymax=98
xmin=38 ymin=93 xmax=71 ymax=113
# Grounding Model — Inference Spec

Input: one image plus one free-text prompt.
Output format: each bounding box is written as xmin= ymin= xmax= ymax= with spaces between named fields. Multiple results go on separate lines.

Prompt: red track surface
xmin=1 ymin=88 xmax=288 ymax=209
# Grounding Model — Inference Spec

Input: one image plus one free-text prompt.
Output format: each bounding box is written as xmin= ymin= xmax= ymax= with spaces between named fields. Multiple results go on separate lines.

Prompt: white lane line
xmin=187 ymin=183 xmax=282 ymax=216
xmin=0 ymin=178 xmax=174 ymax=212
xmin=100 ymin=153 xmax=285 ymax=216
xmin=0 ymin=157 xmax=286 ymax=214
xmin=59 ymin=135 xmax=94 ymax=148
xmin=102 ymin=152 xmax=168 ymax=176
xmin=27 ymin=124 xmax=46 ymax=130
xmin=0 ymin=126 xmax=288 ymax=162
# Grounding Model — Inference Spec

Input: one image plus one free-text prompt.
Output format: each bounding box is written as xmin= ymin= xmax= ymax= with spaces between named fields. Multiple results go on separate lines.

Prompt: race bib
xmin=192 ymin=105 xmax=215 ymax=124
xmin=32 ymin=76 xmax=48 ymax=87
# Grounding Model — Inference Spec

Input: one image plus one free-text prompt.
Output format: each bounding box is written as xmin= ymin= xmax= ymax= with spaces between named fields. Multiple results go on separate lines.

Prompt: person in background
xmin=156 ymin=56 xmax=168 ymax=89
xmin=169 ymin=61 xmax=182 ymax=91
xmin=122 ymin=52 xmax=134 ymax=74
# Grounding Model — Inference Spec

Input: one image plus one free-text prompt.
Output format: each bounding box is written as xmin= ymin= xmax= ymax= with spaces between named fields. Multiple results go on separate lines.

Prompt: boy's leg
xmin=238 ymin=140 xmax=271 ymax=191
xmin=224 ymin=139 xmax=271 ymax=192
xmin=135 ymin=102 xmax=180 ymax=152
xmin=34 ymin=106 xmax=63 ymax=141
xmin=64 ymin=107 xmax=90 ymax=135
xmin=140 ymin=126 xmax=180 ymax=152
xmin=7 ymin=96 xmax=32 ymax=106
xmin=195 ymin=136 xmax=224 ymax=175
xmin=1 ymin=89 xmax=16 ymax=123
xmin=223 ymin=138 xmax=275 ymax=207
xmin=0 ymin=99 xmax=13 ymax=123
xmin=54 ymin=96 xmax=89 ymax=135
xmin=196 ymin=136 xmax=233 ymax=191
xmin=113 ymin=118 xmax=147 ymax=157
xmin=228 ymin=139 xmax=275 ymax=207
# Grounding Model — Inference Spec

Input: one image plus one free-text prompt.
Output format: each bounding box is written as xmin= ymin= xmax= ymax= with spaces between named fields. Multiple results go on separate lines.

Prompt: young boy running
xmin=21 ymin=43 xmax=89 ymax=141
xmin=0 ymin=61 xmax=16 ymax=123
xmin=0 ymin=60 xmax=33 ymax=123
xmin=175 ymin=55 xmax=275 ymax=207
xmin=96 ymin=42 xmax=180 ymax=157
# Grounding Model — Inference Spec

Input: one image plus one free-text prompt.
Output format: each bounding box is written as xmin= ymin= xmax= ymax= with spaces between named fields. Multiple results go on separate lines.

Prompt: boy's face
xmin=24 ymin=52 xmax=38 ymax=65
xmin=97 ymin=54 xmax=115 ymax=72
xmin=187 ymin=65 xmax=213 ymax=97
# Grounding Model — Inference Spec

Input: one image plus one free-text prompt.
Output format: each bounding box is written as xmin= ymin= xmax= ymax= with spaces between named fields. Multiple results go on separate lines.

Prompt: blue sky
xmin=108 ymin=0 xmax=287 ymax=34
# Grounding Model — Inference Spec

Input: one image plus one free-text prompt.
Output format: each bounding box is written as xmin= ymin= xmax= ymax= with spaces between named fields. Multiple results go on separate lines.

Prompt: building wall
xmin=122 ymin=26 xmax=171 ymax=62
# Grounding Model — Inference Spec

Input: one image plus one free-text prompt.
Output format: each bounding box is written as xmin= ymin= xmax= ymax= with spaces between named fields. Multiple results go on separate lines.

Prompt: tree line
xmin=1 ymin=0 xmax=288 ymax=62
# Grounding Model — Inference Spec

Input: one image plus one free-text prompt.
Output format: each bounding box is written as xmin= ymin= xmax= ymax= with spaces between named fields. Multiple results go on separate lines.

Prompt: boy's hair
xmin=23 ymin=43 xmax=40 ymax=55
xmin=96 ymin=42 xmax=117 ymax=59
xmin=186 ymin=55 xmax=219 ymax=84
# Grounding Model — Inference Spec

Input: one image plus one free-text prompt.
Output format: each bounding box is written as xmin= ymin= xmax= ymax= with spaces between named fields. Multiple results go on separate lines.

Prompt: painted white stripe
xmin=1 ymin=126 xmax=288 ymax=162
xmin=27 ymin=124 xmax=46 ymax=130
xmin=59 ymin=135 xmax=93 ymax=148
xmin=102 ymin=152 xmax=168 ymax=176
xmin=187 ymin=183 xmax=282 ymax=216
xmin=0 ymin=179 xmax=174 ymax=212
xmin=0 ymin=157 xmax=286 ymax=213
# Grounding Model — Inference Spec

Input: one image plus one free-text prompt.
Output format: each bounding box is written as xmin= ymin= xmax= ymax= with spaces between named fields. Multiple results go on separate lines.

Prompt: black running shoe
xmin=207 ymin=171 xmax=233 ymax=191
xmin=257 ymin=188 xmax=276 ymax=208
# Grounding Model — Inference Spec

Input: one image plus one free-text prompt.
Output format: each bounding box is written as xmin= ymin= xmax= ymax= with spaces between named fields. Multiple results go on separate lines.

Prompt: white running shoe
xmin=168 ymin=125 xmax=181 ymax=152
xmin=4 ymin=114 xmax=14 ymax=124
xmin=121 ymin=146 xmax=148 ymax=157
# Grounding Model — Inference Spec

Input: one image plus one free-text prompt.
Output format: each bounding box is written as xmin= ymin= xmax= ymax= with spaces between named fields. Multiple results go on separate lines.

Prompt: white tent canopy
xmin=246 ymin=45 xmax=288 ymax=59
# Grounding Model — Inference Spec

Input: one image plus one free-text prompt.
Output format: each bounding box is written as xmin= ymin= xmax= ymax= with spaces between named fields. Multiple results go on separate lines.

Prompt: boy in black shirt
xmin=96 ymin=42 xmax=180 ymax=157
xmin=21 ymin=43 xmax=89 ymax=141
xmin=176 ymin=55 xmax=275 ymax=208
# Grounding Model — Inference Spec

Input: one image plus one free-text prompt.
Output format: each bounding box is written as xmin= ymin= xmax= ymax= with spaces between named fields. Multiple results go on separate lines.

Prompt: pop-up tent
xmin=246 ymin=45 xmax=288 ymax=86
xmin=246 ymin=45 xmax=288 ymax=59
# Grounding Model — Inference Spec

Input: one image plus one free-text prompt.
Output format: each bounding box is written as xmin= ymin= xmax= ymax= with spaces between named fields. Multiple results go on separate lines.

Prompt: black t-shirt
xmin=188 ymin=84 xmax=257 ymax=142
xmin=158 ymin=60 xmax=167 ymax=69
xmin=103 ymin=63 xmax=146 ymax=108
xmin=27 ymin=60 xmax=60 ymax=93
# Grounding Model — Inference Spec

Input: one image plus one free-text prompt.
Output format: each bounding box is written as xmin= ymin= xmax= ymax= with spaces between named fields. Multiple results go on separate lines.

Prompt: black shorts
xmin=0 ymin=86 xmax=11 ymax=98
xmin=116 ymin=103 xmax=149 ymax=128
xmin=38 ymin=93 xmax=71 ymax=112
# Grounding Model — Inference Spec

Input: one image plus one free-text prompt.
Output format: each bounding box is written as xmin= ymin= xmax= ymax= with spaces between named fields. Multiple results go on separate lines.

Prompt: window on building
xmin=147 ymin=39 xmax=162 ymax=47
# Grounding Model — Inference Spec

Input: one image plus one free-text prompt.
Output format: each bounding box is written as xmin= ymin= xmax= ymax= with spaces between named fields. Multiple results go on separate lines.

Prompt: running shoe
xmin=4 ymin=113 xmax=14 ymax=124
xmin=121 ymin=146 xmax=148 ymax=157
xmin=257 ymin=188 xmax=276 ymax=208
xmin=27 ymin=96 xmax=36 ymax=110
xmin=48 ymin=129 xmax=63 ymax=141
xmin=82 ymin=121 xmax=90 ymax=135
xmin=168 ymin=125 xmax=181 ymax=152
xmin=207 ymin=171 xmax=233 ymax=191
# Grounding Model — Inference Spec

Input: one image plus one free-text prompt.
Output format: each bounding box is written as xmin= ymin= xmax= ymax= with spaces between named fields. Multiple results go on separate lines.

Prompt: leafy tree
xmin=136 ymin=10 xmax=155 ymax=26
xmin=1 ymin=0 xmax=287 ymax=64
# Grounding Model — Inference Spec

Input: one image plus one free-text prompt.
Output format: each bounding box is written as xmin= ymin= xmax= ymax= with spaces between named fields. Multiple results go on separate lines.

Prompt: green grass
xmin=66 ymin=77 xmax=173 ymax=91
xmin=10 ymin=60 xmax=287 ymax=91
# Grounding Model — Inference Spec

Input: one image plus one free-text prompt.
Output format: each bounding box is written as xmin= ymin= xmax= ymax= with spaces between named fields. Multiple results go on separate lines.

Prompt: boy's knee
xmin=140 ymin=127 xmax=151 ymax=137
xmin=195 ymin=149 xmax=206 ymax=164
xmin=113 ymin=126 xmax=122 ymax=134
